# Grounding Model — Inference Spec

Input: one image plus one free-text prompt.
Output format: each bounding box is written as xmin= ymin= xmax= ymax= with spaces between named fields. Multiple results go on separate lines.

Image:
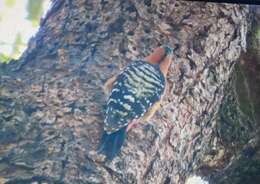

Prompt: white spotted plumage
xmin=104 ymin=60 xmax=165 ymax=134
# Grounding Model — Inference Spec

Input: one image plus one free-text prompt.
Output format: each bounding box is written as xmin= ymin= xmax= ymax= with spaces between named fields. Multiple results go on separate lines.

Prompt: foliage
xmin=0 ymin=0 xmax=47 ymax=63
xmin=4 ymin=0 xmax=16 ymax=8
xmin=26 ymin=0 xmax=44 ymax=27
xmin=11 ymin=33 xmax=26 ymax=59
xmin=0 ymin=53 xmax=12 ymax=63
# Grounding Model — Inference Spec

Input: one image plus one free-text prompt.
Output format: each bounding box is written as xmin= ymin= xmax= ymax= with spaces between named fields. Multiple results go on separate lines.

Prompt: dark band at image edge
xmin=181 ymin=0 xmax=260 ymax=5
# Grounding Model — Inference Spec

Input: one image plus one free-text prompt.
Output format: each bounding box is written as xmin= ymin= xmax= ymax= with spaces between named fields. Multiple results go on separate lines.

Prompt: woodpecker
xmin=97 ymin=46 xmax=173 ymax=160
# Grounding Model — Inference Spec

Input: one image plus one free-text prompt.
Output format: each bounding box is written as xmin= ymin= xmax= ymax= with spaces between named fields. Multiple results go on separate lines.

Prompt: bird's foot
xmin=126 ymin=119 xmax=139 ymax=132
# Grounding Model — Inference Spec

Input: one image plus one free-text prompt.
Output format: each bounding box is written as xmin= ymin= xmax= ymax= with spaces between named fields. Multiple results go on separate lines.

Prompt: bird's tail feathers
xmin=96 ymin=126 xmax=127 ymax=160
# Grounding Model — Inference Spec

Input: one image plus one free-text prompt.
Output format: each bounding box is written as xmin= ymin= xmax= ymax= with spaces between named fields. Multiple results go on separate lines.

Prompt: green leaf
xmin=10 ymin=33 xmax=26 ymax=59
xmin=4 ymin=0 xmax=16 ymax=8
xmin=26 ymin=0 xmax=44 ymax=27
xmin=0 ymin=53 xmax=12 ymax=63
xmin=0 ymin=33 xmax=26 ymax=63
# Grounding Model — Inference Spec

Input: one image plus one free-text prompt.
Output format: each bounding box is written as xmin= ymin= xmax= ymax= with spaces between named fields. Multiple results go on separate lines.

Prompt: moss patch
xmin=234 ymin=64 xmax=255 ymax=120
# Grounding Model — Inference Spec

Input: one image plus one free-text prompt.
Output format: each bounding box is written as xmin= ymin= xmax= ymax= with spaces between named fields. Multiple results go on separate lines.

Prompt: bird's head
xmin=144 ymin=45 xmax=173 ymax=77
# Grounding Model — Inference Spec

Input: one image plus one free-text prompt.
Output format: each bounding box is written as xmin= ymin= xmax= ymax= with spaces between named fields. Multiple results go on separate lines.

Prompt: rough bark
xmin=0 ymin=0 xmax=251 ymax=184
xmin=205 ymin=6 xmax=260 ymax=184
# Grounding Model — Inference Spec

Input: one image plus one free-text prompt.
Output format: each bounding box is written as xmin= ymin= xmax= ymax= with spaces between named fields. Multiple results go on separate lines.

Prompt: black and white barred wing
xmin=104 ymin=61 xmax=165 ymax=134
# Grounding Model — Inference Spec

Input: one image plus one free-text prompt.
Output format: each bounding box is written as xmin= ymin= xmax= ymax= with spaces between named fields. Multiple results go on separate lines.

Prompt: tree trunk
xmin=0 ymin=0 xmax=251 ymax=184
xmin=205 ymin=6 xmax=260 ymax=184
